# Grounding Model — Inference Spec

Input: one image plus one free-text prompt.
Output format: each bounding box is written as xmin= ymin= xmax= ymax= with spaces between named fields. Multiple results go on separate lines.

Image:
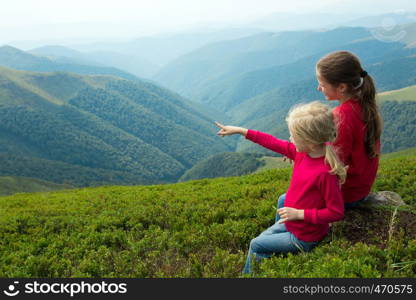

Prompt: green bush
xmin=0 ymin=149 xmax=415 ymax=277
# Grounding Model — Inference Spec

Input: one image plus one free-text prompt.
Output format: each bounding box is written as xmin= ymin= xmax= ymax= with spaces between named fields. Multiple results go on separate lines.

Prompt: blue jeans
xmin=242 ymin=222 xmax=318 ymax=274
xmin=275 ymin=193 xmax=286 ymax=222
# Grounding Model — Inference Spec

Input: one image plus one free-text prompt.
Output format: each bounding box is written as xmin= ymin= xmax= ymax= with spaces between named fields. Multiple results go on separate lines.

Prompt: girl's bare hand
xmin=214 ymin=121 xmax=246 ymax=137
xmin=277 ymin=207 xmax=304 ymax=224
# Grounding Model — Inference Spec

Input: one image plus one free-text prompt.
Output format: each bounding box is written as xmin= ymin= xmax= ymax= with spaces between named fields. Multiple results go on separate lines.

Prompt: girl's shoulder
xmin=337 ymin=98 xmax=361 ymax=112
xmin=340 ymin=99 xmax=362 ymax=114
xmin=334 ymin=99 xmax=363 ymax=123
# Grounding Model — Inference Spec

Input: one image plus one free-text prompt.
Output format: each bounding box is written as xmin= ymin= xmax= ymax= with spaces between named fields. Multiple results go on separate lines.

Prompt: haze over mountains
xmin=21 ymin=28 xmax=265 ymax=78
xmin=1 ymin=11 xmax=416 ymax=188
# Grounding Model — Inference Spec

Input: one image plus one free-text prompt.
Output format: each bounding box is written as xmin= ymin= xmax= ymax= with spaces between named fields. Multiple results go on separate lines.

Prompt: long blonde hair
xmin=286 ymin=101 xmax=347 ymax=184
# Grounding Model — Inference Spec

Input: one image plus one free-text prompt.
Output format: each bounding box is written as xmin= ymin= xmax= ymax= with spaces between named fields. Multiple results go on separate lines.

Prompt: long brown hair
xmin=316 ymin=51 xmax=382 ymax=158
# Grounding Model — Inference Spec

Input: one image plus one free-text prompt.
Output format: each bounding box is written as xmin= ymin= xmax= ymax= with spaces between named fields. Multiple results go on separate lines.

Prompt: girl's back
xmin=333 ymin=99 xmax=380 ymax=203
xmin=316 ymin=50 xmax=382 ymax=204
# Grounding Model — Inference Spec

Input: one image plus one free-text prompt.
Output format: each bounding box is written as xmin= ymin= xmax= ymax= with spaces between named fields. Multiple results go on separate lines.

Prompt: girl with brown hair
xmin=316 ymin=50 xmax=382 ymax=207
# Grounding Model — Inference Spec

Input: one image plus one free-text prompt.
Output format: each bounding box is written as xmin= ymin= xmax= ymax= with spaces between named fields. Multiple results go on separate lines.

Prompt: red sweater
xmin=332 ymin=99 xmax=380 ymax=203
xmin=245 ymin=130 xmax=344 ymax=242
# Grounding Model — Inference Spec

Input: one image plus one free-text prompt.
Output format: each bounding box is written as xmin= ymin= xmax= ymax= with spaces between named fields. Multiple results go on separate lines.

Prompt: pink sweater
xmin=246 ymin=129 xmax=344 ymax=242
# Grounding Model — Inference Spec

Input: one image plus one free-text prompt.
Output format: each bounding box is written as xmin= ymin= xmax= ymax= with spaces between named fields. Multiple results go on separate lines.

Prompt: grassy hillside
xmin=29 ymin=45 xmax=159 ymax=79
xmin=0 ymin=66 xmax=232 ymax=186
xmin=0 ymin=176 xmax=73 ymax=196
xmin=179 ymin=152 xmax=266 ymax=182
xmin=0 ymin=148 xmax=414 ymax=277
xmin=254 ymin=156 xmax=291 ymax=173
xmin=0 ymin=45 xmax=138 ymax=81
xmin=379 ymin=85 xmax=416 ymax=102
xmin=179 ymin=152 xmax=291 ymax=182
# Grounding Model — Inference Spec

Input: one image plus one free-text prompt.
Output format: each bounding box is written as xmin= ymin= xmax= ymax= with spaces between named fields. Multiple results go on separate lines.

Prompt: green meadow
xmin=0 ymin=148 xmax=415 ymax=278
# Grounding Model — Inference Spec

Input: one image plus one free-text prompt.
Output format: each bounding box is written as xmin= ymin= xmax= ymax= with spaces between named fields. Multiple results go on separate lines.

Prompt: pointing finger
xmin=214 ymin=121 xmax=224 ymax=129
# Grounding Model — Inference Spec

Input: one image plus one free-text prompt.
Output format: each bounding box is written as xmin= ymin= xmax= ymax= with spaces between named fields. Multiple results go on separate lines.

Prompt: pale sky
xmin=0 ymin=0 xmax=415 ymax=43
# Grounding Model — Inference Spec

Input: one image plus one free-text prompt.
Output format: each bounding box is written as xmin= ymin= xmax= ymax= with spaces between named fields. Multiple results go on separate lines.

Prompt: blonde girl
xmin=215 ymin=101 xmax=346 ymax=274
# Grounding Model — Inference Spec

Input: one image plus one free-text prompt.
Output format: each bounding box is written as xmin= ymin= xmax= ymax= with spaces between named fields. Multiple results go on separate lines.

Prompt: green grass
xmin=381 ymin=147 xmax=416 ymax=160
xmin=0 ymin=148 xmax=415 ymax=278
xmin=378 ymin=85 xmax=416 ymax=102
xmin=254 ymin=156 xmax=291 ymax=173
xmin=0 ymin=66 xmax=64 ymax=105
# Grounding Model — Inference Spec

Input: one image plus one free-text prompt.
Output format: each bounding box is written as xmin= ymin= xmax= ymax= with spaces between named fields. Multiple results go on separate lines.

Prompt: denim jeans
xmin=242 ymin=222 xmax=318 ymax=274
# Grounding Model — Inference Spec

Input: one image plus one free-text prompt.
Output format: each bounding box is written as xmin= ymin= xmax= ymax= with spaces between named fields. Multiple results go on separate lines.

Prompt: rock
xmin=363 ymin=191 xmax=405 ymax=206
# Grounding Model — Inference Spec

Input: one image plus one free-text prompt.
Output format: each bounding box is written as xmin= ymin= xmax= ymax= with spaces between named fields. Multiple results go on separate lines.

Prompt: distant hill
xmin=193 ymin=39 xmax=414 ymax=113
xmin=179 ymin=152 xmax=291 ymax=182
xmin=0 ymin=176 xmax=73 ymax=196
xmin=248 ymin=11 xmax=416 ymax=32
xmin=0 ymin=45 xmax=138 ymax=81
xmin=379 ymin=85 xmax=416 ymax=102
xmin=29 ymin=45 xmax=159 ymax=79
xmin=380 ymin=101 xmax=416 ymax=153
xmin=343 ymin=12 xmax=416 ymax=29
xmin=153 ymin=27 xmax=372 ymax=100
xmin=0 ymin=66 xmax=232 ymax=186
xmin=71 ymin=28 xmax=265 ymax=67
xmin=179 ymin=152 xmax=266 ymax=182
xmin=235 ymin=97 xmax=416 ymax=155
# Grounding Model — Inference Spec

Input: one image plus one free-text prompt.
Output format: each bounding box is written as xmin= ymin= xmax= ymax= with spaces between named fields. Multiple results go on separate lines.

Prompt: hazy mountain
xmin=153 ymin=27 xmax=372 ymax=100
xmin=0 ymin=45 xmax=138 ymax=81
xmin=0 ymin=66 xmax=232 ymax=186
xmin=248 ymin=12 xmax=363 ymax=31
xmin=238 ymin=11 xmax=416 ymax=33
xmin=342 ymin=12 xmax=416 ymax=28
xmin=29 ymin=45 xmax=159 ymax=78
xmin=178 ymin=152 xmax=265 ymax=182
xmin=197 ymin=38 xmax=414 ymax=113
xmin=70 ymin=28 xmax=265 ymax=67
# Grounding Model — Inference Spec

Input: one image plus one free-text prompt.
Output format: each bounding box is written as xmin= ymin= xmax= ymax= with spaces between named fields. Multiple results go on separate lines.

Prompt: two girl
xmin=215 ymin=50 xmax=382 ymax=273
xmin=274 ymin=51 xmax=382 ymax=217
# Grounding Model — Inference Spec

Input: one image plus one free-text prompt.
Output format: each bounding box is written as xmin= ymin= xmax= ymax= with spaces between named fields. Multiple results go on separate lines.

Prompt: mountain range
xmin=0 ymin=65 xmax=232 ymax=186
xmin=1 ymin=20 xmax=416 ymax=188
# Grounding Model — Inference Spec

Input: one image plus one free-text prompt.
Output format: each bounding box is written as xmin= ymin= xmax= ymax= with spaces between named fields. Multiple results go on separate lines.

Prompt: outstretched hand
xmin=214 ymin=121 xmax=247 ymax=137
xmin=277 ymin=207 xmax=304 ymax=224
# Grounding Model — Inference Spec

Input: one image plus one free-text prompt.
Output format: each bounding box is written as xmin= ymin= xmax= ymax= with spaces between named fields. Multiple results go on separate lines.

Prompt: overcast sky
xmin=0 ymin=0 xmax=415 ymax=44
